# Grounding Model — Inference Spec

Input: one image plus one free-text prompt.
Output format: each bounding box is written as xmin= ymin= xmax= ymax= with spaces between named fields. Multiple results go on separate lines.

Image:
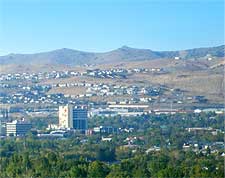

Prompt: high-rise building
xmin=73 ymin=106 xmax=88 ymax=132
xmin=58 ymin=105 xmax=73 ymax=128
xmin=6 ymin=120 xmax=32 ymax=136
xmin=58 ymin=105 xmax=88 ymax=132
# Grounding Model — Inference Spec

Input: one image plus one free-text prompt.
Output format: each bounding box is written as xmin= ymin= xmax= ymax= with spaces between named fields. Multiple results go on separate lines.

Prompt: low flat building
xmin=93 ymin=126 xmax=119 ymax=134
xmin=6 ymin=120 xmax=32 ymax=136
xmin=108 ymin=104 xmax=149 ymax=109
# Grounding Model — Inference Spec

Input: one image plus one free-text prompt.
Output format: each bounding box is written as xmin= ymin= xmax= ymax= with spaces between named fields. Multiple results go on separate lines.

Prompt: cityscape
xmin=0 ymin=0 xmax=224 ymax=177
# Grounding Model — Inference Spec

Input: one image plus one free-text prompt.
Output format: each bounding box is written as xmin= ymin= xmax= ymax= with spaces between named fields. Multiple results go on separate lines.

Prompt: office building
xmin=58 ymin=105 xmax=88 ymax=132
xmin=58 ymin=105 xmax=73 ymax=128
xmin=6 ymin=120 xmax=32 ymax=136
xmin=93 ymin=126 xmax=119 ymax=134
xmin=73 ymin=106 xmax=88 ymax=132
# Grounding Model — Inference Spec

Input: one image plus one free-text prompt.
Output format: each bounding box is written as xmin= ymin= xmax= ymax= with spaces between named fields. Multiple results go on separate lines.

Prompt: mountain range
xmin=0 ymin=45 xmax=224 ymax=66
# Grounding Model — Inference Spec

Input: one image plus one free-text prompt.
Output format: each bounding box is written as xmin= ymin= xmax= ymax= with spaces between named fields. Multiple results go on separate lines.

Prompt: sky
xmin=0 ymin=0 xmax=224 ymax=55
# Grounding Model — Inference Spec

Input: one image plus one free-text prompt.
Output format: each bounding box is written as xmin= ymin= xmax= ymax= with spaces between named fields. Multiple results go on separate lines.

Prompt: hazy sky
xmin=0 ymin=0 xmax=224 ymax=55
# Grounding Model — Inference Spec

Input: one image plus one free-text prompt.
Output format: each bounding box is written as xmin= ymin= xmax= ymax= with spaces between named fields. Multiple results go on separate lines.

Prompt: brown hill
xmin=0 ymin=45 xmax=223 ymax=66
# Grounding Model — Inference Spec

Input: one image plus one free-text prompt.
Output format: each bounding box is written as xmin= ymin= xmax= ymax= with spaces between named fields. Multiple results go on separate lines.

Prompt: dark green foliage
xmin=96 ymin=145 xmax=116 ymax=162
xmin=0 ymin=139 xmax=223 ymax=178
xmin=0 ymin=112 xmax=223 ymax=177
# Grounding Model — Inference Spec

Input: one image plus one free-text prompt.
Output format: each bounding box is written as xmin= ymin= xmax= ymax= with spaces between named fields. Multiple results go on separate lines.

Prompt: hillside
xmin=0 ymin=45 xmax=224 ymax=66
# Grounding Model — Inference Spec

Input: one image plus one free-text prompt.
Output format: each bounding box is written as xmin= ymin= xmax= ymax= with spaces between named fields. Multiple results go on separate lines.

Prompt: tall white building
xmin=58 ymin=105 xmax=88 ymax=132
xmin=58 ymin=105 xmax=73 ymax=128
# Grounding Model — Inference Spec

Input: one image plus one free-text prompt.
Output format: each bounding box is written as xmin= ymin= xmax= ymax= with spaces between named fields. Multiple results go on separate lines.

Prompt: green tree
xmin=88 ymin=161 xmax=110 ymax=178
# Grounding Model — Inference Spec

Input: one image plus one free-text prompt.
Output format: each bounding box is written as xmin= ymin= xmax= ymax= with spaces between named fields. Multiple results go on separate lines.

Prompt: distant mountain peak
xmin=55 ymin=48 xmax=75 ymax=52
xmin=118 ymin=45 xmax=137 ymax=51
xmin=120 ymin=45 xmax=131 ymax=49
xmin=61 ymin=48 xmax=71 ymax=50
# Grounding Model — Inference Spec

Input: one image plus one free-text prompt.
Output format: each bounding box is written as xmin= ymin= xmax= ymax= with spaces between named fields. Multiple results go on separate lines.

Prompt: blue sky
xmin=0 ymin=0 xmax=224 ymax=55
